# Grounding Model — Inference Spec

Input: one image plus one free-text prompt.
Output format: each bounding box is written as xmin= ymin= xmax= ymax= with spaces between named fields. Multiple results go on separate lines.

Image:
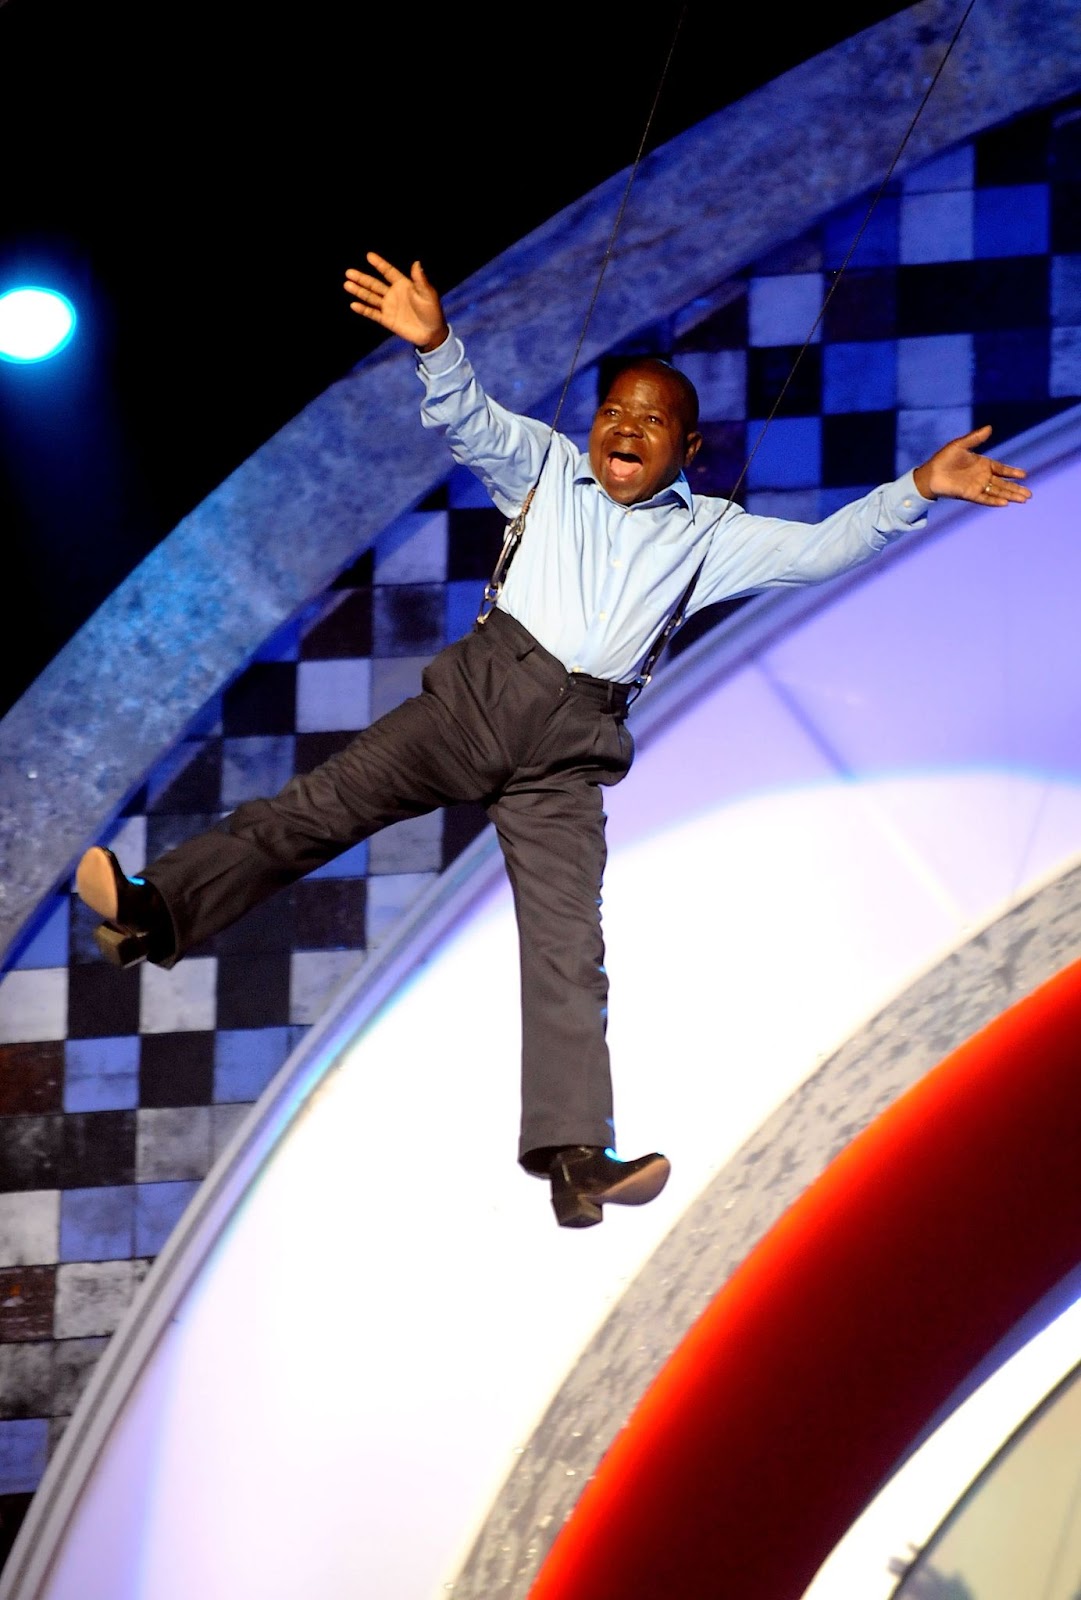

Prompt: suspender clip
xmin=624 ymin=671 xmax=650 ymax=710
xmin=476 ymin=579 xmax=504 ymax=626
xmin=476 ymin=501 xmax=531 ymax=627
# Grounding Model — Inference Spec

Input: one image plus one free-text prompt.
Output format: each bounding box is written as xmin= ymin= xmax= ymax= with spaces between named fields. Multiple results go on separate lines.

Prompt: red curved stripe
xmin=529 ymin=957 xmax=1081 ymax=1600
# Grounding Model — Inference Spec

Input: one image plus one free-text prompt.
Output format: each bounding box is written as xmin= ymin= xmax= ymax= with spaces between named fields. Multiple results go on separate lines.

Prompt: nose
xmin=615 ymin=416 xmax=643 ymax=436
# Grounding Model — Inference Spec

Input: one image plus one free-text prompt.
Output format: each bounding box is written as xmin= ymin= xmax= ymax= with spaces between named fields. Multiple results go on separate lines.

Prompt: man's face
xmin=588 ymin=367 xmax=702 ymax=506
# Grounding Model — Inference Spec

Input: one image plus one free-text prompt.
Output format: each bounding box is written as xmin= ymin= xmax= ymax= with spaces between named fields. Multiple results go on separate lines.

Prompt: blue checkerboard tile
xmin=373 ymin=510 xmax=449 ymax=584
xmin=365 ymin=872 xmax=441 ymax=948
xmin=0 ymin=1421 xmax=48 ymax=1495
xmin=369 ymin=655 xmax=428 ymax=722
xmin=8 ymin=902 xmax=69 ymax=973
xmin=899 ymin=188 xmax=974 ymax=264
xmin=975 ymin=327 xmax=1051 ymax=403
xmin=745 ymin=417 xmax=821 ymax=489
xmin=974 ymin=184 xmax=1050 ymax=258
xmin=1051 ymin=326 xmax=1081 ymax=396
xmin=59 ymin=1187 xmax=134 ymax=1262
xmin=309 ymin=840 xmax=369 ymax=880
xmin=897 ymin=335 xmax=973 ymax=408
xmin=3 ymin=93 xmax=1081 ymax=1521
xmin=213 ymin=1027 xmax=295 ymax=1103
xmin=1051 ymin=254 xmax=1081 ymax=322
xmin=134 ymin=1182 xmax=200 ymax=1257
xmin=295 ymin=658 xmax=371 ymax=733
xmin=446 ymin=463 xmax=495 ymax=508
xmin=895 ymin=406 xmax=973 ymax=477
xmin=63 ymin=1037 xmax=140 ymax=1114
xmin=551 ymin=366 xmax=604 ymax=434
xmin=748 ymin=272 xmax=824 ymax=347
xmin=822 ymin=341 xmax=897 ymax=414
xmin=823 ymin=195 xmax=901 ymax=271
xmin=675 ymin=351 xmax=747 ymax=420
xmin=445 ymin=580 xmax=485 ymax=644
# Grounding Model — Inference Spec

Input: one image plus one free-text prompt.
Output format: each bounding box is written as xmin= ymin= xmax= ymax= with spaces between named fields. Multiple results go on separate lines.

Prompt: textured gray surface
xmin=2 ymin=0 xmax=1080 ymax=963
xmin=449 ymin=856 xmax=1081 ymax=1598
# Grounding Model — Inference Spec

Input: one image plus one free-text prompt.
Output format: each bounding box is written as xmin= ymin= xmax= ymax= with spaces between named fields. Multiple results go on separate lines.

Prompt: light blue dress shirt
xmin=416 ymin=329 xmax=932 ymax=683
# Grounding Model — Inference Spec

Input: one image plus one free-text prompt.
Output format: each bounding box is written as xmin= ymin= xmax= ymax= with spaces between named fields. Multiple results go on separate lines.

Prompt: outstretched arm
xmin=913 ymin=424 xmax=1032 ymax=507
xmin=343 ymin=253 xmax=450 ymax=352
xmin=346 ymin=250 xmax=554 ymax=516
xmin=696 ymin=422 xmax=1033 ymax=603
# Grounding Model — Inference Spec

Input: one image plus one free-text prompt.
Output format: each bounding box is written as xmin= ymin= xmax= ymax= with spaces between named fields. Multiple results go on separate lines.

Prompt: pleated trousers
xmin=143 ymin=608 xmax=635 ymax=1169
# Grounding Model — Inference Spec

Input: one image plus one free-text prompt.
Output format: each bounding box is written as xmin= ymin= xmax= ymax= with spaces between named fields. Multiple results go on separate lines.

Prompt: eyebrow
xmin=598 ymin=396 xmax=672 ymax=416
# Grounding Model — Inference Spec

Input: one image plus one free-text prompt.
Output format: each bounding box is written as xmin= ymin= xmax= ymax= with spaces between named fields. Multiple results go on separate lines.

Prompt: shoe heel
xmin=94 ymin=924 xmax=150 ymax=969
xmin=551 ymin=1184 xmax=604 ymax=1228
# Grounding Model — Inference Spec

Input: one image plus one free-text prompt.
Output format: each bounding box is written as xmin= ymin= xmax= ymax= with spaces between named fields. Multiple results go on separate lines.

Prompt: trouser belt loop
xmin=567 ymin=672 xmax=632 ymax=717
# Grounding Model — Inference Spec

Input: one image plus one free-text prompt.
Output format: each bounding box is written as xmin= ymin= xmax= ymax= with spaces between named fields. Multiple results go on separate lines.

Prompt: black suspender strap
xmin=477 ymin=484 xmax=708 ymax=707
xmin=624 ymin=552 xmax=707 ymax=708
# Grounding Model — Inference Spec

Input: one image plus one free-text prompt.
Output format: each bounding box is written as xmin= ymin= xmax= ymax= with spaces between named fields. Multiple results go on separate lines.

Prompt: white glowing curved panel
xmin=9 ymin=425 xmax=1081 ymax=1600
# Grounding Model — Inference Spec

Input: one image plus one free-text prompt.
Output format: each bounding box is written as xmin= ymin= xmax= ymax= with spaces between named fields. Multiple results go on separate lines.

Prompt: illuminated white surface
xmin=36 ymin=768 xmax=1081 ymax=1600
xmin=36 ymin=776 xmax=1081 ymax=1600
xmin=23 ymin=443 xmax=1081 ymax=1600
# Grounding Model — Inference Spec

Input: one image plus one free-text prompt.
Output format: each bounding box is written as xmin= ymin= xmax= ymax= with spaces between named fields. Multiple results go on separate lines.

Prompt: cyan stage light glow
xmin=0 ymin=286 xmax=76 ymax=363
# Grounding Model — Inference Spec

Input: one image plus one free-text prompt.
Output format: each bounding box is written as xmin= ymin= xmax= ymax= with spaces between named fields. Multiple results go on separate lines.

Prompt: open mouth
xmin=607 ymin=450 xmax=642 ymax=482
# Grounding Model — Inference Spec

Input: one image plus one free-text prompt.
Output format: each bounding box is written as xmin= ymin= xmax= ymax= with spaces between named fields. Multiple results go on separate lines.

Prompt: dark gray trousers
xmin=143 ymin=609 xmax=635 ymax=1169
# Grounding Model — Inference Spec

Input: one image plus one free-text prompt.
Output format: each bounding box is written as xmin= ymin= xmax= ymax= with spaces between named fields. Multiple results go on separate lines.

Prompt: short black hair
xmin=605 ymin=356 xmax=700 ymax=435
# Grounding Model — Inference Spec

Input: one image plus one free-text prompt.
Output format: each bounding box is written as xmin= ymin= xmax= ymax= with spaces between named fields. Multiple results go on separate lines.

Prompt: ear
xmin=683 ymin=431 xmax=703 ymax=468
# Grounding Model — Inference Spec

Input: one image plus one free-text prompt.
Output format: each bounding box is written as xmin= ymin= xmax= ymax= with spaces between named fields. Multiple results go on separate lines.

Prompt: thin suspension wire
xmin=546 ymin=3 xmax=690 ymax=440
xmin=727 ymin=0 xmax=979 ymax=510
xmin=477 ymin=3 xmax=688 ymax=618
xmin=482 ymin=0 xmax=978 ymax=632
xmin=620 ymin=0 xmax=978 ymax=688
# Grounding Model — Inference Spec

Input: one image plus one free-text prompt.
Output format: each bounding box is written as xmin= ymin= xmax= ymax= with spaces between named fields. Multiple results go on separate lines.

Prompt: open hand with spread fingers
xmin=343 ymin=253 xmax=450 ymax=353
xmin=912 ymin=424 xmax=1033 ymax=507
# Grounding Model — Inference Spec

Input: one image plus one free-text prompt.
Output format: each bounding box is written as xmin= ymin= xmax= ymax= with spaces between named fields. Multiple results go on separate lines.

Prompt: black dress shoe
xmin=549 ymin=1146 xmax=671 ymax=1229
xmin=75 ymin=847 xmax=174 ymax=968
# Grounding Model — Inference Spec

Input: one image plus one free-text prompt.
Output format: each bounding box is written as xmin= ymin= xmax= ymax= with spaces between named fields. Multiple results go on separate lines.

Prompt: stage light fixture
xmin=0 ymin=285 xmax=77 ymax=363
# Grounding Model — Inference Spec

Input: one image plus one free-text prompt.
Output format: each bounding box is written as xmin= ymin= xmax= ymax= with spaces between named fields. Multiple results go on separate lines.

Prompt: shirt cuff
xmin=889 ymin=468 xmax=935 ymax=522
xmin=414 ymin=325 xmax=463 ymax=376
